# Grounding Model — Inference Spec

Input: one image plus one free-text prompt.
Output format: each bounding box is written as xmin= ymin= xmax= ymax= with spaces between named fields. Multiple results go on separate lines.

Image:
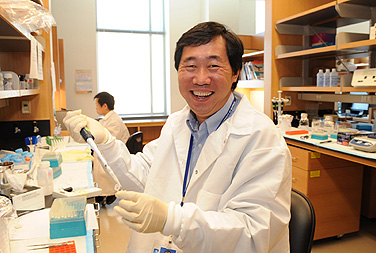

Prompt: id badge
xmin=151 ymin=237 xmax=182 ymax=253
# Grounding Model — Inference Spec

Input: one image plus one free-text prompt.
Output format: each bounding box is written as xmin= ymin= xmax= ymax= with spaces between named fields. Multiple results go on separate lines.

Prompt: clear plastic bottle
xmin=299 ymin=113 xmax=309 ymax=130
xmin=331 ymin=121 xmax=339 ymax=139
xmin=3 ymin=73 xmax=13 ymax=90
xmin=324 ymin=69 xmax=331 ymax=87
xmin=323 ymin=115 xmax=334 ymax=133
xmin=316 ymin=69 xmax=324 ymax=87
xmin=330 ymin=68 xmax=338 ymax=87
xmin=37 ymin=161 xmax=54 ymax=196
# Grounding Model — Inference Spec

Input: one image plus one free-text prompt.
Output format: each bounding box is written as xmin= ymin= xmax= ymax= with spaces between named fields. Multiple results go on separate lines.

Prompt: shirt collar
xmin=102 ymin=110 xmax=114 ymax=121
xmin=186 ymin=92 xmax=235 ymax=134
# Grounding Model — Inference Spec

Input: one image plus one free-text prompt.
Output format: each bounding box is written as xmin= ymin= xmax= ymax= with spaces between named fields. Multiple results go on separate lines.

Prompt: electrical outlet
xmin=286 ymin=96 xmax=292 ymax=106
xmin=21 ymin=100 xmax=31 ymax=114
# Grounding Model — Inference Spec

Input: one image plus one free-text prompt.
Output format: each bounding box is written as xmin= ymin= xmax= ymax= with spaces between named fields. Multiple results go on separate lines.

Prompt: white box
xmin=370 ymin=24 xmax=376 ymax=40
xmin=10 ymin=185 xmax=45 ymax=211
xmin=351 ymin=68 xmax=376 ymax=87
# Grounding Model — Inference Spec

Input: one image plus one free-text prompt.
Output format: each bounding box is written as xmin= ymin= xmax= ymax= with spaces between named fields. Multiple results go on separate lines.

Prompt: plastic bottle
xmin=37 ymin=161 xmax=54 ymax=196
xmin=316 ymin=69 xmax=324 ymax=87
xmin=299 ymin=113 xmax=309 ymax=130
xmin=3 ymin=73 xmax=13 ymax=90
xmin=330 ymin=68 xmax=338 ymax=87
xmin=324 ymin=69 xmax=331 ymax=87
xmin=323 ymin=115 xmax=334 ymax=133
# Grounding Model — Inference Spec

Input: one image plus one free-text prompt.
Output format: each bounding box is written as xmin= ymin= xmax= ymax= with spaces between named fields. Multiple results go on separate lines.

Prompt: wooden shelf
xmin=242 ymin=50 xmax=264 ymax=60
xmin=238 ymin=79 xmax=264 ymax=89
xmin=339 ymin=0 xmax=376 ymax=7
xmin=275 ymin=1 xmax=370 ymax=31
xmin=276 ymin=39 xmax=376 ymax=60
xmin=0 ymin=89 xmax=40 ymax=99
xmin=280 ymin=86 xmax=376 ymax=92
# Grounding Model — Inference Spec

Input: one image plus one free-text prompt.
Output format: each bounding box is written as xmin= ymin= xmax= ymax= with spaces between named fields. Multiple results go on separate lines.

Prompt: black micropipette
xmin=80 ymin=127 xmax=122 ymax=191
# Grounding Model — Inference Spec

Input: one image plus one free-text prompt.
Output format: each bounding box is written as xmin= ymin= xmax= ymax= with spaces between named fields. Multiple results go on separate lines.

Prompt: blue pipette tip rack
xmin=49 ymin=196 xmax=87 ymax=239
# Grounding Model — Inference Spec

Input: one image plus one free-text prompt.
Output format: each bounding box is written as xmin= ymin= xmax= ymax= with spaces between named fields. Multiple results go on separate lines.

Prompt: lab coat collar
xmin=101 ymin=110 xmax=116 ymax=121
xmin=171 ymin=91 xmax=254 ymax=192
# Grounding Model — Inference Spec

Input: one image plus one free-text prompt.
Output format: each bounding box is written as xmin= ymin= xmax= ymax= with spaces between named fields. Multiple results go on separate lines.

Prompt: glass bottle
xmin=299 ymin=113 xmax=309 ymax=130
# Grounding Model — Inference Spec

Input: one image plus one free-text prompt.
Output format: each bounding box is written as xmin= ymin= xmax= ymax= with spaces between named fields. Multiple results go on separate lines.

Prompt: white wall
xmin=51 ymin=0 xmax=256 ymax=117
xmin=51 ymin=0 xmax=98 ymax=118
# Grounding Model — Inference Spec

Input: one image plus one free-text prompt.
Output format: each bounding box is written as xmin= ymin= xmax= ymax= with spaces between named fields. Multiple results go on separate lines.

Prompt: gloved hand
xmin=63 ymin=109 xmax=109 ymax=144
xmin=114 ymin=190 xmax=168 ymax=233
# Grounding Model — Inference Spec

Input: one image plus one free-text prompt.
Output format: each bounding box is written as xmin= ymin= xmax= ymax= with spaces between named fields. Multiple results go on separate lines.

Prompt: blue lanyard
xmin=181 ymin=96 xmax=237 ymax=207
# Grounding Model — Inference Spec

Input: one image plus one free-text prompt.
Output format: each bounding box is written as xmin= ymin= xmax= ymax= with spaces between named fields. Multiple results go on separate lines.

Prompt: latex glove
xmin=114 ymin=191 xmax=168 ymax=233
xmin=63 ymin=109 xmax=109 ymax=144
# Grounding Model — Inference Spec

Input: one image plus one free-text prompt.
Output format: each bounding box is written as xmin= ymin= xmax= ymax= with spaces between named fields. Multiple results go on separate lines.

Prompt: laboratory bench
xmin=4 ymin=142 xmax=100 ymax=253
xmin=284 ymin=133 xmax=376 ymax=240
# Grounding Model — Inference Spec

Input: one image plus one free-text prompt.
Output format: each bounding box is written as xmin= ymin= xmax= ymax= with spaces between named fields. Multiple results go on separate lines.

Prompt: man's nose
xmin=193 ymin=68 xmax=211 ymax=85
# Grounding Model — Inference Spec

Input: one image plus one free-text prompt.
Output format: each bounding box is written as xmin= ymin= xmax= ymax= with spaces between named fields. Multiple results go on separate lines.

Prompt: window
xmin=96 ymin=0 xmax=167 ymax=117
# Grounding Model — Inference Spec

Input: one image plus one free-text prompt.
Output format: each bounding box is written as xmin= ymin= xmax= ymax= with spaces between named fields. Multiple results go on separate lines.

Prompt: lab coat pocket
xmin=196 ymin=189 xmax=221 ymax=211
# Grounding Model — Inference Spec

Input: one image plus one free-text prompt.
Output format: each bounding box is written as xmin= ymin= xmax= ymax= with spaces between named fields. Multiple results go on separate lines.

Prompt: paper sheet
xmin=29 ymin=37 xmax=38 ymax=79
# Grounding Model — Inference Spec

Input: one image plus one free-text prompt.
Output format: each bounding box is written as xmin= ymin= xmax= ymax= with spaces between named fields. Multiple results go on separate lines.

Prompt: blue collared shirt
xmin=186 ymin=92 xmax=239 ymax=181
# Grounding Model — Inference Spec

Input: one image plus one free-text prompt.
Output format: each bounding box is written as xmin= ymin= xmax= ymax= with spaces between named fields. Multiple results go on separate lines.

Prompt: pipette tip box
xmin=49 ymin=196 xmax=87 ymax=239
xmin=41 ymin=152 xmax=62 ymax=179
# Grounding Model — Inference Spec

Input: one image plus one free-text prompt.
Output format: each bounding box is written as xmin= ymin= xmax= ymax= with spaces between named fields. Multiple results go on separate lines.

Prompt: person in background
xmin=93 ymin=91 xmax=130 ymax=206
xmin=64 ymin=22 xmax=292 ymax=252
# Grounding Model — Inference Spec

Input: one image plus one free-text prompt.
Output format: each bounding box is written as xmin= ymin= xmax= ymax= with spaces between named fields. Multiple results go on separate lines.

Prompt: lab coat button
xmin=195 ymin=170 xmax=198 ymax=174
xmin=198 ymin=143 xmax=202 ymax=148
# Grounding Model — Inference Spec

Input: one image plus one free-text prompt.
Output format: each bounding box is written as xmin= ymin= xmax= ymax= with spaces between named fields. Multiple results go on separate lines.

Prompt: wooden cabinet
xmin=265 ymin=0 xmax=376 ymax=116
xmin=125 ymin=120 xmax=165 ymax=145
xmin=289 ymin=144 xmax=364 ymax=240
xmin=0 ymin=1 xmax=54 ymax=133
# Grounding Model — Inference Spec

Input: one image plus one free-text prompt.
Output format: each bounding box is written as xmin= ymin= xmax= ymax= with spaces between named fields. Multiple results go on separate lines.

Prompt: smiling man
xmin=64 ymin=22 xmax=292 ymax=253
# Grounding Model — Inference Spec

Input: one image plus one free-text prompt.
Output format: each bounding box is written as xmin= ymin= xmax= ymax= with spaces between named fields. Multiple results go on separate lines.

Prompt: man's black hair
xmin=174 ymin=21 xmax=244 ymax=91
xmin=94 ymin=92 xmax=115 ymax=110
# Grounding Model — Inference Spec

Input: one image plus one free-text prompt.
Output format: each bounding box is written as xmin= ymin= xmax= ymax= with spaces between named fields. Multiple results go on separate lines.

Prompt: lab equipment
xmin=41 ymin=152 xmax=62 ymax=179
xmin=337 ymin=129 xmax=371 ymax=146
xmin=0 ymin=196 xmax=16 ymax=253
xmin=271 ymin=90 xmax=290 ymax=126
xmin=349 ymin=137 xmax=376 ymax=152
xmin=0 ymin=162 xmax=13 ymax=196
xmin=10 ymin=185 xmax=45 ymax=211
xmin=311 ymin=131 xmax=329 ymax=140
xmin=80 ymin=127 xmax=122 ymax=191
xmin=299 ymin=113 xmax=309 ymax=130
xmin=52 ymin=187 xmax=102 ymax=199
xmin=49 ymin=196 xmax=87 ymax=239
xmin=37 ymin=161 xmax=54 ymax=196
xmin=27 ymin=241 xmax=75 ymax=251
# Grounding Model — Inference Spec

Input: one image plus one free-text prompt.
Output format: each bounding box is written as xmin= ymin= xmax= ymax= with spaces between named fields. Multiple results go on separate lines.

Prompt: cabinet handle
xmin=292 ymin=177 xmax=297 ymax=181
xmin=291 ymin=157 xmax=297 ymax=160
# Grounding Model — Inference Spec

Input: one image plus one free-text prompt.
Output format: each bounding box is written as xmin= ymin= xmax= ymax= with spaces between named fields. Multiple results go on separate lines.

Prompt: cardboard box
xmin=337 ymin=129 xmax=375 ymax=146
xmin=311 ymin=33 xmax=335 ymax=48
xmin=10 ymin=185 xmax=45 ymax=211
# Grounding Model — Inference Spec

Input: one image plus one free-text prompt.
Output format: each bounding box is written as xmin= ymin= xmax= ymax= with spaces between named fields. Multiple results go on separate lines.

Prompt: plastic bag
xmin=0 ymin=0 xmax=55 ymax=34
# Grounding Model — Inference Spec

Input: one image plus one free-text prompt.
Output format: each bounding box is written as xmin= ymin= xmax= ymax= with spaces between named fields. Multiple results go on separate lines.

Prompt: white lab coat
xmin=99 ymin=92 xmax=292 ymax=252
xmin=93 ymin=110 xmax=130 ymax=195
